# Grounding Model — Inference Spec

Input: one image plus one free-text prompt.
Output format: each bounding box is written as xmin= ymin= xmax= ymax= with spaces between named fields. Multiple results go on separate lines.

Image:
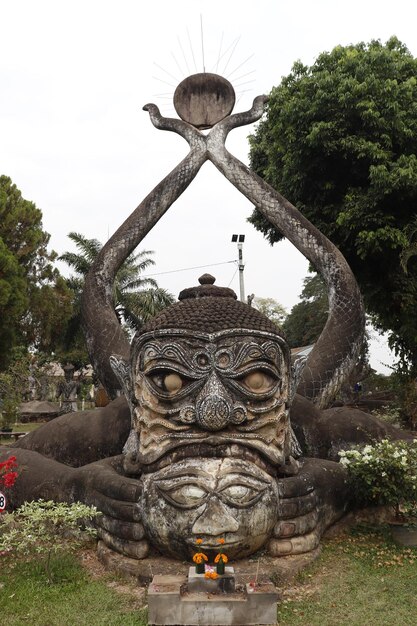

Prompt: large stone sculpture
xmin=0 ymin=73 xmax=411 ymax=562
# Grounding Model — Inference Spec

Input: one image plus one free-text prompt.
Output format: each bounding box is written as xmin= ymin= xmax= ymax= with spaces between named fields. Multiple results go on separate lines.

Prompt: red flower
xmin=3 ymin=471 xmax=18 ymax=488
xmin=0 ymin=455 xmax=19 ymax=491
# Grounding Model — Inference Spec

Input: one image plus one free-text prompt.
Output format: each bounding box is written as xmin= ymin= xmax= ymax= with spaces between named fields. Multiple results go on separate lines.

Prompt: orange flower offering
xmin=196 ymin=538 xmax=203 ymax=545
xmin=218 ymin=538 xmax=225 ymax=545
xmin=204 ymin=571 xmax=219 ymax=579
xmin=214 ymin=553 xmax=228 ymax=564
xmin=192 ymin=552 xmax=208 ymax=564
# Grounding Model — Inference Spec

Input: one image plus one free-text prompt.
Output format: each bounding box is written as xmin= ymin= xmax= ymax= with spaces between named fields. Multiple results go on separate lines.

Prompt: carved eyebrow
xmin=156 ymin=469 xmax=213 ymax=481
xmin=217 ymin=470 xmax=270 ymax=485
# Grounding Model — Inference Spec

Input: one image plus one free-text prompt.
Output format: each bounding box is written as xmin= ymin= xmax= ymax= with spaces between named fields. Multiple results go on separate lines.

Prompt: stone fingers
xmin=273 ymin=509 xmax=319 ymax=539
xmin=268 ymin=530 xmax=321 ymax=556
xmin=90 ymin=471 xmax=142 ymax=503
xmin=279 ymin=491 xmax=318 ymax=519
xmin=86 ymin=493 xmax=142 ymax=522
xmin=97 ymin=529 xmax=149 ymax=560
xmin=277 ymin=473 xmax=315 ymax=499
xmin=97 ymin=514 xmax=145 ymax=541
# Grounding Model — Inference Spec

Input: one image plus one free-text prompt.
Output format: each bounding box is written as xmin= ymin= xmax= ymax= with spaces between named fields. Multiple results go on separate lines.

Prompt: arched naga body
xmin=1 ymin=73 xmax=411 ymax=561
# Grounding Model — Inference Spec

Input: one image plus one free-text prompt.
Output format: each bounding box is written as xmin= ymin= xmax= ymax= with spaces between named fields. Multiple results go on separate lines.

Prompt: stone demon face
xmin=140 ymin=456 xmax=279 ymax=559
xmin=129 ymin=329 xmax=291 ymax=466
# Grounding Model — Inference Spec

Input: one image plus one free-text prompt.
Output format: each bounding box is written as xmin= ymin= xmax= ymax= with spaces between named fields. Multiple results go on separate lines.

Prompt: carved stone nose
xmin=196 ymin=372 xmax=233 ymax=431
xmin=196 ymin=395 xmax=231 ymax=431
xmin=192 ymin=497 xmax=239 ymax=535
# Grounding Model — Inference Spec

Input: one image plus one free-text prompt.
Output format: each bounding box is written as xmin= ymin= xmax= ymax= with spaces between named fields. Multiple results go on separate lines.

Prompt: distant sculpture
xmin=56 ymin=364 xmax=81 ymax=412
xmin=1 ymin=72 xmax=412 ymax=563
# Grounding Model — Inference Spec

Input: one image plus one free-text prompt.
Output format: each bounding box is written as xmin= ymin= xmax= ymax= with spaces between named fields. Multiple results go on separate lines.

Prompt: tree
xmin=0 ymin=176 xmax=73 ymax=368
xmin=252 ymin=297 xmax=287 ymax=327
xmin=0 ymin=348 xmax=31 ymax=428
xmin=248 ymin=37 xmax=417 ymax=369
xmin=282 ymin=274 xmax=328 ymax=348
xmin=59 ymin=233 xmax=174 ymax=353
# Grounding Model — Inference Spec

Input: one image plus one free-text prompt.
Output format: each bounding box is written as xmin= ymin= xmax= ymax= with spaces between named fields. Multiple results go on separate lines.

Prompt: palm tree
xmin=59 ymin=232 xmax=174 ymax=337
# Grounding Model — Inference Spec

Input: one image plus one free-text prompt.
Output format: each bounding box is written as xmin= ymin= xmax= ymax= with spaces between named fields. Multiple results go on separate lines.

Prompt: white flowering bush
xmin=339 ymin=439 xmax=417 ymax=520
xmin=0 ymin=500 xmax=98 ymax=582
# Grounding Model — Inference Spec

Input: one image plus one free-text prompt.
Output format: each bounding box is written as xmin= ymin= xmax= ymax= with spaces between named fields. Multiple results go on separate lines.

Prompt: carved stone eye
xmin=169 ymin=484 xmax=207 ymax=504
xmin=243 ymin=371 xmax=274 ymax=393
xmin=157 ymin=482 xmax=209 ymax=508
xmin=164 ymin=373 xmax=183 ymax=393
xmin=220 ymin=483 xmax=265 ymax=507
xmin=151 ymin=372 xmax=183 ymax=394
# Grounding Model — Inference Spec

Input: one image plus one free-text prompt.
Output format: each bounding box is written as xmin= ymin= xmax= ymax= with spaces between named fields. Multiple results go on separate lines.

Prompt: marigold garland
xmin=204 ymin=571 xmax=219 ymax=579
xmin=192 ymin=552 xmax=208 ymax=564
xmin=214 ymin=553 xmax=228 ymax=564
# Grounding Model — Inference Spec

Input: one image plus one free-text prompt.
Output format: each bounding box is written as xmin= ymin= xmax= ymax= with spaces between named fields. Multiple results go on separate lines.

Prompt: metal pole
xmin=238 ymin=242 xmax=245 ymax=302
xmin=231 ymin=234 xmax=246 ymax=303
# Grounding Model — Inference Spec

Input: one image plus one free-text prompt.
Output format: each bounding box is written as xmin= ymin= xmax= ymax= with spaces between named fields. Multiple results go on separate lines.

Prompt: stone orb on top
xmin=173 ymin=73 xmax=236 ymax=129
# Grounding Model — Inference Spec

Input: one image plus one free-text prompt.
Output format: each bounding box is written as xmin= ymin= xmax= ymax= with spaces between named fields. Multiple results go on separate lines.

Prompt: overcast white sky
xmin=1 ymin=0 xmax=416 ymax=374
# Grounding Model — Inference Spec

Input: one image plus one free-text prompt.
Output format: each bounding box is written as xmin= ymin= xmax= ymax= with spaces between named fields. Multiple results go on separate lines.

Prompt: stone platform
xmin=148 ymin=572 xmax=278 ymax=625
xmin=188 ymin=566 xmax=235 ymax=593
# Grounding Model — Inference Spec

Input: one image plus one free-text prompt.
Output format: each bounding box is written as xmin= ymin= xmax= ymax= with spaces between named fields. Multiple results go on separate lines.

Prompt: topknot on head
xmin=179 ymin=274 xmax=237 ymax=301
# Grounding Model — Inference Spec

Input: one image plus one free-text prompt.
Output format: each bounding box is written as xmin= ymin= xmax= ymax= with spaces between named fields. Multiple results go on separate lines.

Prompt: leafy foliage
xmin=0 ymin=500 xmax=98 ymax=582
xmin=0 ymin=348 xmax=31 ymax=427
xmin=248 ymin=38 xmax=417 ymax=368
xmin=59 ymin=232 xmax=174 ymax=352
xmin=339 ymin=439 xmax=417 ymax=519
xmin=282 ymin=274 xmax=328 ymax=347
xmin=0 ymin=176 xmax=73 ymax=368
xmin=252 ymin=297 xmax=287 ymax=327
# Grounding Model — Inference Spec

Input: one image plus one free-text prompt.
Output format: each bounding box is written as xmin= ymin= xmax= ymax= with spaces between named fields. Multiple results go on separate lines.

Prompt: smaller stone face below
xmin=147 ymin=573 xmax=278 ymax=626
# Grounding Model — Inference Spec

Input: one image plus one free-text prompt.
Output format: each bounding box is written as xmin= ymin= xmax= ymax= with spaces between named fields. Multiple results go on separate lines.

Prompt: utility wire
xmin=227 ymin=265 xmax=239 ymax=288
xmin=142 ymin=259 xmax=237 ymax=278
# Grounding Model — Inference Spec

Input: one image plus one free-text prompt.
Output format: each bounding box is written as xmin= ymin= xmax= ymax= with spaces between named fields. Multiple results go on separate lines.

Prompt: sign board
xmin=0 ymin=491 xmax=6 ymax=511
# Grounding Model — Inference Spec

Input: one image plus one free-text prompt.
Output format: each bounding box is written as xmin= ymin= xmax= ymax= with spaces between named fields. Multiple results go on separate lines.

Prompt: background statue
xmin=0 ymin=72 xmax=412 ymax=562
xmin=56 ymin=363 xmax=81 ymax=412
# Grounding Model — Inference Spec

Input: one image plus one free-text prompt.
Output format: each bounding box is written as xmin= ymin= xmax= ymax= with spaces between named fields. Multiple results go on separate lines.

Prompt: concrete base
xmin=188 ymin=566 xmax=235 ymax=593
xmin=148 ymin=574 xmax=278 ymax=625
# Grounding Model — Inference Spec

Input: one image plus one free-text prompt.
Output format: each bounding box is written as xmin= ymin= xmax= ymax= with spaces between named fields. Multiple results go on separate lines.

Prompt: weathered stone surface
xmin=148 ymin=575 xmax=278 ymax=626
xmin=129 ymin=325 xmax=291 ymax=467
xmin=141 ymin=457 xmax=279 ymax=560
xmin=173 ymin=73 xmax=235 ymax=129
xmin=15 ymin=395 xmax=130 ymax=466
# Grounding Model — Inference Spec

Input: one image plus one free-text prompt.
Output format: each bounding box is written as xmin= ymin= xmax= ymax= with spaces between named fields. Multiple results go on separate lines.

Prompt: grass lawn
xmin=12 ymin=422 xmax=42 ymax=433
xmin=0 ymin=551 xmax=147 ymax=626
xmin=1 ymin=527 xmax=416 ymax=625
xmin=1 ymin=421 xmax=42 ymax=445
xmin=278 ymin=526 xmax=417 ymax=625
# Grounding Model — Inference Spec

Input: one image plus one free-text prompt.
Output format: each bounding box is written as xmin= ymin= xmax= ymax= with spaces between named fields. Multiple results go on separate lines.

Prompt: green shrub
xmin=0 ymin=500 xmax=98 ymax=582
xmin=340 ymin=439 xmax=417 ymax=520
